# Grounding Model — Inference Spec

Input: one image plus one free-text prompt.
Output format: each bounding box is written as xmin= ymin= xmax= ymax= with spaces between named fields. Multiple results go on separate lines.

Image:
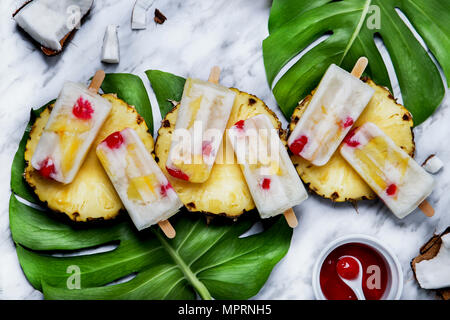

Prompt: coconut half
xmin=14 ymin=0 xmax=93 ymax=53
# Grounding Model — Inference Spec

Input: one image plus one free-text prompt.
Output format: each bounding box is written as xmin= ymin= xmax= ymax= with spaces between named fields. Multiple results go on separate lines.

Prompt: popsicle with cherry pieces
xmin=287 ymin=58 xmax=374 ymax=166
xmin=97 ymin=128 xmax=182 ymax=237
xmin=340 ymin=122 xmax=435 ymax=219
xmin=31 ymin=70 xmax=111 ymax=184
xmin=227 ymin=114 xmax=308 ymax=227
xmin=165 ymin=67 xmax=236 ymax=183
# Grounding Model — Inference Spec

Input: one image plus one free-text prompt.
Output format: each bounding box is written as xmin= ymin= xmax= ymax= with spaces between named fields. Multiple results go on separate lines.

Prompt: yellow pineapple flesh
xmin=24 ymin=94 xmax=154 ymax=221
xmin=289 ymin=79 xmax=414 ymax=202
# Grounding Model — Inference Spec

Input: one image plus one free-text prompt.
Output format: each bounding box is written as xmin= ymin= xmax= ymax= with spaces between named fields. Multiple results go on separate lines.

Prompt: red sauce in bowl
xmin=319 ymin=243 xmax=389 ymax=300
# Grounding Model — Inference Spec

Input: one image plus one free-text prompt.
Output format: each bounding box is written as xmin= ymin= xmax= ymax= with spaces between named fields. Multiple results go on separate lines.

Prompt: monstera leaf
xmin=9 ymin=72 xmax=292 ymax=300
xmin=101 ymin=73 xmax=154 ymax=133
xmin=263 ymin=0 xmax=449 ymax=126
xmin=145 ymin=70 xmax=186 ymax=119
xmin=11 ymin=101 xmax=53 ymax=204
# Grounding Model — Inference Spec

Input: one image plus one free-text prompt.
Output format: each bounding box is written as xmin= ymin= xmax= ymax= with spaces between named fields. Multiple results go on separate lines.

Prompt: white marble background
xmin=0 ymin=0 xmax=448 ymax=300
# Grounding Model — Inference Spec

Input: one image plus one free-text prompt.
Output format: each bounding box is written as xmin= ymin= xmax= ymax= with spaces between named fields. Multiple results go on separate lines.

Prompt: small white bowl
xmin=312 ymin=234 xmax=403 ymax=300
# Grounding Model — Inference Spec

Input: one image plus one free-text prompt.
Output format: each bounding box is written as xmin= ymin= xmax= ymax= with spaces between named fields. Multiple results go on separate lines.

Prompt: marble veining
xmin=0 ymin=0 xmax=448 ymax=300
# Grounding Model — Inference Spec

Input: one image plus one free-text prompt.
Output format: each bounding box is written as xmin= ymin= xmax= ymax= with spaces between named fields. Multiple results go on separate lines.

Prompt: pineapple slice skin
xmin=24 ymin=94 xmax=154 ymax=221
xmin=155 ymin=88 xmax=285 ymax=218
xmin=289 ymin=79 xmax=414 ymax=202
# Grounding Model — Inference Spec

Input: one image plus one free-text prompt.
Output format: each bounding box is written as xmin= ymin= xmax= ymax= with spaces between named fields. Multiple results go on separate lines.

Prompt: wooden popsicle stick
xmin=419 ymin=200 xmax=435 ymax=217
xmin=283 ymin=208 xmax=298 ymax=228
xmin=158 ymin=220 xmax=176 ymax=238
xmin=208 ymin=66 xmax=221 ymax=84
xmin=88 ymin=70 xmax=106 ymax=93
xmin=350 ymin=57 xmax=368 ymax=79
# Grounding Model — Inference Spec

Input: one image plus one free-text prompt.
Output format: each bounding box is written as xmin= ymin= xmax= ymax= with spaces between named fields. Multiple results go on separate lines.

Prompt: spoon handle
xmin=354 ymin=289 xmax=366 ymax=300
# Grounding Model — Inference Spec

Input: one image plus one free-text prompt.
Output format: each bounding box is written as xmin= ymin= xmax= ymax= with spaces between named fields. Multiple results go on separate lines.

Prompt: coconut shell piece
xmin=154 ymin=9 xmax=166 ymax=24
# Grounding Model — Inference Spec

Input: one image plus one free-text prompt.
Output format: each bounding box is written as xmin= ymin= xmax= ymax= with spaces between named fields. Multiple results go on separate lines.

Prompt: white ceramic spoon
xmin=336 ymin=255 xmax=366 ymax=300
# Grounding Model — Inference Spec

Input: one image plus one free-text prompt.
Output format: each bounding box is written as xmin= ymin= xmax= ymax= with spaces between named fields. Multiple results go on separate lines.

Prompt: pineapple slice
xmin=289 ymin=79 xmax=414 ymax=202
xmin=155 ymin=89 xmax=284 ymax=217
xmin=24 ymin=94 xmax=154 ymax=221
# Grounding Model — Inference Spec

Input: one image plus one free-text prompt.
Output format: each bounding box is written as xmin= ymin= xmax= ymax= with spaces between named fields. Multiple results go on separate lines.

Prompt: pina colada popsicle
xmin=340 ymin=122 xmax=434 ymax=219
xmin=31 ymin=70 xmax=111 ymax=184
xmin=166 ymin=67 xmax=236 ymax=183
xmin=97 ymin=128 xmax=182 ymax=237
xmin=228 ymin=114 xmax=308 ymax=226
xmin=288 ymin=58 xmax=374 ymax=166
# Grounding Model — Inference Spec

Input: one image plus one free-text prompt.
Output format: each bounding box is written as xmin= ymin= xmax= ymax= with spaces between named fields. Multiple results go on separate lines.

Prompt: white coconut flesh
xmin=101 ymin=25 xmax=120 ymax=64
xmin=423 ymin=155 xmax=444 ymax=174
xmin=131 ymin=0 xmax=154 ymax=30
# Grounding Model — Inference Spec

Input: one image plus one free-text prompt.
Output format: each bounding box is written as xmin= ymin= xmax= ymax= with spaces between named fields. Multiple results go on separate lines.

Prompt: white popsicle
xmin=288 ymin=58 xmax=374 ymax=166
xmin=97 ymin=128 xmax=182 ymax=237
xmin=340 ymin=122 xmax=434 ymax=219
xmin=228 ymin=114 xmax=308 ymax=224
xmin=31 ymin=71 xmax=111 ymax=184
xmin=166 ymin=68 xmax=236 ymax=183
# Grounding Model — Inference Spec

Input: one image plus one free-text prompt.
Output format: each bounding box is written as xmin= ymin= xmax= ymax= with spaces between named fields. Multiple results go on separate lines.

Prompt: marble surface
xmin=0 ymin=0 xmax=449 ymax=300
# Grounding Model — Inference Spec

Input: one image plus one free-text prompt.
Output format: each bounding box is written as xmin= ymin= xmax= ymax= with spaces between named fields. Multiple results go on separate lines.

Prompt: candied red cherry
xmin=159 ymin=183 xmax=174 ymax=197
xmin=261 ymin=178 xmax=271 ymax=190
xmin=336 ymin=256 xmax=359 ymax=280
xmin=340 ymin=117 xmax=354 ymax=129
xmin=72 ymin=96 xmax=94 ymax=120
xmin=289 ymin=135 xmax=308 ymax=155
xmin=234 ymin=120 xmax=245 ymax=130
xmin=38 ymin=157 xmax=56 ymax=179
xmin=104 ymin=131 xmax=124 ymax=149
xmin=166 ymin=166 xmax=189 ymax=181
xmin=343 ymin=128 xmax=360 ymax=147
xmin=386 ymin=184 xmax=397 ymax=196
